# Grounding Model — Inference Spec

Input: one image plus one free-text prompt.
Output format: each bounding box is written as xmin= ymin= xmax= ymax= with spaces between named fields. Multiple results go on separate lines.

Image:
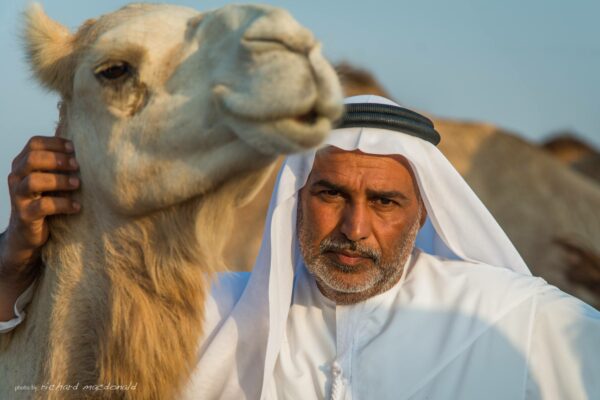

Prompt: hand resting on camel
xmin=0 ymin=136 xmax=80 ymax=321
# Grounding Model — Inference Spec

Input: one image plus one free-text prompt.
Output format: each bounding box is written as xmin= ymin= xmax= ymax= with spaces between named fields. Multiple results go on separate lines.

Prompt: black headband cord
xmin=336 ymin=103 xmax=441 ymax=146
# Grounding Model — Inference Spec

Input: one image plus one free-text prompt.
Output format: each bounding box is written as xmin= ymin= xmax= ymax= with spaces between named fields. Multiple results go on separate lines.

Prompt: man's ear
xmin=419 ymin=202 xmax=428 ymax=228
xmin=23 ymin=3 xmax=76 ymax=96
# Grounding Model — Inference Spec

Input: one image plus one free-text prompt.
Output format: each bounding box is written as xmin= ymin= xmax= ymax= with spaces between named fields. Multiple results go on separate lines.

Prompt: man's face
xmin=297 ymin=147 xmax=426 ymax=304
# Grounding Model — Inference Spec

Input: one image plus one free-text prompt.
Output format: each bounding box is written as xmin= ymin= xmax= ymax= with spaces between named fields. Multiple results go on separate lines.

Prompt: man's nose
xmin=339 ymin=204 xmax=371 ymax=242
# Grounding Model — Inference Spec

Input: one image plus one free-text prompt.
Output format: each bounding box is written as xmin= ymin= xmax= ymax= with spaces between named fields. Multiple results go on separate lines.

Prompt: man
xmin=1 ymin=95 xmax=599 ymax=399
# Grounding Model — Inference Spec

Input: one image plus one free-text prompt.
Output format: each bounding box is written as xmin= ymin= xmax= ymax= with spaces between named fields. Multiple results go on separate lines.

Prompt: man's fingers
xmin=16 ymin=173 xmax=80 ymax=197
xmin=12 ymin=150 xmax=79 ymax=177
xmin=23 ymin=196 xmax=81 ymax=221
xmin=21 ymin=136 xmax=74 ymax=154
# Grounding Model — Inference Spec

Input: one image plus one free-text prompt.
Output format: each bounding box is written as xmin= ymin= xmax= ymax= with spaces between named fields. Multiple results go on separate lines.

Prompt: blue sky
xmin=1 ymin=0 xmax=599 ymax=229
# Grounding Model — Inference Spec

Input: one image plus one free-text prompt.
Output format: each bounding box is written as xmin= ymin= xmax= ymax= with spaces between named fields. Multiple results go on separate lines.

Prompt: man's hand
xmin=0 ymin=136 xmax=80 ymax=321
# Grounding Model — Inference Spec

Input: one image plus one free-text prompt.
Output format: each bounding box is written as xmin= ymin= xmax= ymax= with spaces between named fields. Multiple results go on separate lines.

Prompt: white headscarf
xmin=188 ymin=95 xmax=531 ymax=399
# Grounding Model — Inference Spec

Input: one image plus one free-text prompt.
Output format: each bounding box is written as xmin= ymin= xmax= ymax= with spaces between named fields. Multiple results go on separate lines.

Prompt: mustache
xmin=319 ymin=236 xmax=381 ymax=264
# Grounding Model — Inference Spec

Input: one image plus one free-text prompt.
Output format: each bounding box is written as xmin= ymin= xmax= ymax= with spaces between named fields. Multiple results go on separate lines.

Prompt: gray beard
xmin=297 ymin=206 xmax=422 ymax=296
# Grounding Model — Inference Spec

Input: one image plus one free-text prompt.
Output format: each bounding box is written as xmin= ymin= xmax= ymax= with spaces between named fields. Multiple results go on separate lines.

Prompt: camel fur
xmin=0 ymin=3 xmax=342 ymax=399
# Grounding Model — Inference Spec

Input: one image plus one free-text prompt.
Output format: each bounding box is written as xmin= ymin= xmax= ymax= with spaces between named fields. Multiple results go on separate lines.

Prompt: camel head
xmin=24 ymin=3 xmax=342 ymax=215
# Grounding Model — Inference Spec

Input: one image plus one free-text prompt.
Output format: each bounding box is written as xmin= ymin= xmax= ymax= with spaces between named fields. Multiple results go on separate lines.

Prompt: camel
xmin=224 ymin=63 xmax=600 ymax=310
xmin=542 ymin=134 xmax=600 ymax=184
xmin=0 ymin=3 xmax=342 ymax=399
xmin=433 ymin=119 xmax=600 ymax=309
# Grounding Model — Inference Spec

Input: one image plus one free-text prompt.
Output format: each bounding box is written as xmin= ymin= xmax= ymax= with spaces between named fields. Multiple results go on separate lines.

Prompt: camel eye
xmin=96 ymin=62 xmax=131 ymax=80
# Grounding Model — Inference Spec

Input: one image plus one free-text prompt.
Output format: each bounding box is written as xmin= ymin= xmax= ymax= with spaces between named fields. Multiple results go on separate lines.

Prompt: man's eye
xmin=375 ymin=197 xmax=394 ymax=206
xmin=317 ymin=189 xmax=340 ymax=200
xmin=95 ymin=62 xmax=131 ymax=80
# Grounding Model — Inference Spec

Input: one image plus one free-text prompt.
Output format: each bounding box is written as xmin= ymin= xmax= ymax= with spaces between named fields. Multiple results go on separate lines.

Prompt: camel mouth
xmin=293 ymin=108 xmax=319 ymax=125
xmin=221 ymin=103 xmax=333 ymax=154
xmin=212 ymin=83 xmax=339 ymax=153
xmin=225 ymin=105 xmax=325 ymax=129
xmin=213 ymin=83 xmax=332 ymax=123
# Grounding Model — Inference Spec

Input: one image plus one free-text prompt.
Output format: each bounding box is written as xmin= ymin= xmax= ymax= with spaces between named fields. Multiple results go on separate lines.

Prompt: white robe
xmin=181 ymin=249 xmax=600 ymax=400
xmin=3 ymin=250 xmax=599 ymax=399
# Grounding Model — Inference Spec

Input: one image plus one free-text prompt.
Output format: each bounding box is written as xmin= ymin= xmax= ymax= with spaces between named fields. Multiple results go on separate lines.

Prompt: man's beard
xmin=297 ymin=206 xmax=422 ymax=296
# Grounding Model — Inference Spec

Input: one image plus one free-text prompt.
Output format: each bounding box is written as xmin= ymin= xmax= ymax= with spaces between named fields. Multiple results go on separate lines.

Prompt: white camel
xmin=0 ymin=3 xmax=342 ymax=399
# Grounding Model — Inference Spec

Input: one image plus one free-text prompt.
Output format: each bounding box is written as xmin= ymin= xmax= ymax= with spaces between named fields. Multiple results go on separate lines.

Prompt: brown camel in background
xmin=542 ymin=134 xmax=600 ymax=184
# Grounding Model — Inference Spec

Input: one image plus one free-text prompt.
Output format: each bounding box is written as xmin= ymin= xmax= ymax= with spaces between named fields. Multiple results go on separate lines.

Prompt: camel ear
xmin=23 ymin=3 xmax=75 ymax=96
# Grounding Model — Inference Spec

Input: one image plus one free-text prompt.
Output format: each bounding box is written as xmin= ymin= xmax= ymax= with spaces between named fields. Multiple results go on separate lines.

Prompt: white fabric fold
xmin=0 ymin=281 xmax=35 ymax=333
